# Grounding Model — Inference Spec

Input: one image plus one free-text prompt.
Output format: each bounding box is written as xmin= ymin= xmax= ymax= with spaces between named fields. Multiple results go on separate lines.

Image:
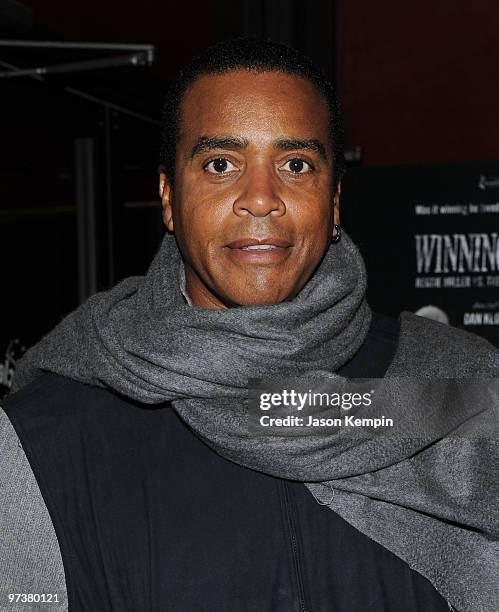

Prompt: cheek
xmin=176 ymin=172 xmax=229 ymax=230
xmin=288 ymin=195 xmax=332 ymax=238
xmin=173 ymin=200 xmax=231 ymax=273
xmin=173 ymin=183 xmax=210 ymax=239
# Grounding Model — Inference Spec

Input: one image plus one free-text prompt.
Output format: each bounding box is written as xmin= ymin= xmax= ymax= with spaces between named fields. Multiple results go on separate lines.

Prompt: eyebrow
xmin=190 ymin=135 xmax=328 ymax=161
xmin=190 ymin=136 xmax=249 ymax=158
xmin=274 ymin=138 xmax=327 ymax=160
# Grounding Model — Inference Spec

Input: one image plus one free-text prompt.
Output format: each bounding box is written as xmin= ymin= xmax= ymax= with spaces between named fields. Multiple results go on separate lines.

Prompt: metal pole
xmin=103 ymin=107 xmax=115 ymax=287
xmin=0 ymin=52 xmax=149 ymax=79
xmin=74 ymin=137 xmax=98 ymax=303
xmin=0 ymin=39 xmax=154 ymax=53
xmin=0 ymin=58 xmax=159 ymax=125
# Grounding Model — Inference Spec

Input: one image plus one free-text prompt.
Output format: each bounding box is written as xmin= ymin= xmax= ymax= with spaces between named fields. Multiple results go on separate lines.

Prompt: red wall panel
xmin=336 ymin=0 xmax=499 ymax=165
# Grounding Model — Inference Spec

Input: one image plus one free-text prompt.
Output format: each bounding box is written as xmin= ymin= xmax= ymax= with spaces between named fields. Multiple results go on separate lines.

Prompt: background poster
xmin=342 ymin=161 xmax=499 ymax=347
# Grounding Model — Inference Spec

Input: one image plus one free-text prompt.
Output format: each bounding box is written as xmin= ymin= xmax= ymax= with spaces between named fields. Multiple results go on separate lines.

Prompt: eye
xmin=281 ymin=158 xmax=314 ymax=174
xmin=204 ymin=158 xmax=237 ymax=174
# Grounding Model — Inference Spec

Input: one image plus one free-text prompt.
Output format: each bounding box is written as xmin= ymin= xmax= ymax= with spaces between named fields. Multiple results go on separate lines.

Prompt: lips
xmin=238 ymin=244 xmax=280 ymax=251
xmin=226 ymin=237 xmax=293 ymax=249
xmin=224 ymin=236 xmax=293 ymax=264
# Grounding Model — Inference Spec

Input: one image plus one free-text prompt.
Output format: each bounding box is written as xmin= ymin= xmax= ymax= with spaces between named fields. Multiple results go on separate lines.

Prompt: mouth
xmin=226 ymin=237 xmax=293 ymax=249
xmin=224 ymin=237 xmax=293 ymax=263
xmin=239 ymin=244 xmax=281 ymax=251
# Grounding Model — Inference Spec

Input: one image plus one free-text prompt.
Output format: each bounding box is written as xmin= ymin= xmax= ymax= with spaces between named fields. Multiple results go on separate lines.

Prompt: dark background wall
xmin=1 ymin=0 xmax=498 ymax=392
xmin=336 ymin=0 xmax=499 ymax=165
xmin=12 ymin=0 xmax=499 ymax=162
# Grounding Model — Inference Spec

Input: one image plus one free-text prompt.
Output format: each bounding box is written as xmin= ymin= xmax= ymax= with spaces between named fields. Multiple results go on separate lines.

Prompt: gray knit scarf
xmin=13 ymin=232 xmax=499 ymax=612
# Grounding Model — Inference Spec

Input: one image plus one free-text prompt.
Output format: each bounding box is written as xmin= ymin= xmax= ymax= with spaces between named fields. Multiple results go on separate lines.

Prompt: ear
xmin=333 ymin=181 xmax=341 ymax=227
xmin=159 ymin=171 xmax=174 ymax=232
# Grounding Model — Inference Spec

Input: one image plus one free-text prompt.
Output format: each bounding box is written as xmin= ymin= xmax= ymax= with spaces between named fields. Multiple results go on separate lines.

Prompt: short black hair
xmin=159 ymin=37 xmax=345 ymax=189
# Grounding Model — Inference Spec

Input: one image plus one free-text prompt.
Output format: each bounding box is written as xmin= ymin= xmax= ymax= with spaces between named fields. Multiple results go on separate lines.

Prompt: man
xmin=1 ymin=38 xmax=497 ymax=612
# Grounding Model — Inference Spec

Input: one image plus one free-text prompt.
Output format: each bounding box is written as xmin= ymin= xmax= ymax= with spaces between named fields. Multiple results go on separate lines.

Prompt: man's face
xmin=159 ymin=69 xmax=339 ymax=308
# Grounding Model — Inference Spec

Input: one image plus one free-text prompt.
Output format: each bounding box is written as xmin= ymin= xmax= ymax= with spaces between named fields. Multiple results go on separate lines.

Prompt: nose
xmin=232 ymin=163 xmax=286 ymax=217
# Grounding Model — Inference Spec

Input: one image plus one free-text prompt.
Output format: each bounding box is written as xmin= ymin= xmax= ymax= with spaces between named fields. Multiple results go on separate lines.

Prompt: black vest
xmin=4 ymin=314 xmax=451 ymax=611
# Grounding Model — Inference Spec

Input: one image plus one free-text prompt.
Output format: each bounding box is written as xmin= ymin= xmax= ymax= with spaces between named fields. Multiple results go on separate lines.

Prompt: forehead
xmin=178 ymin=69 xmax=330 ymax=147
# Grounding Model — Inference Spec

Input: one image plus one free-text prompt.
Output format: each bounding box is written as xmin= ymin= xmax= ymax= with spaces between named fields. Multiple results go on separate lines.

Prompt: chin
xmin=225 ymin=290 xmax=292 ymax=307
xmin=219 ymin=280 xmax=302 ymax=307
